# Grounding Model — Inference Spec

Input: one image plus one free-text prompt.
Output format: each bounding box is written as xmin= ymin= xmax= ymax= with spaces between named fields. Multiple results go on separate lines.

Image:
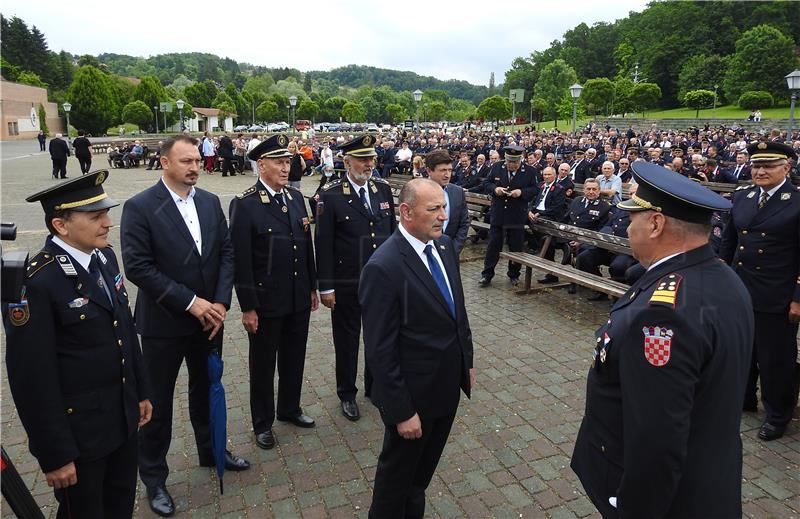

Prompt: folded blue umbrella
xmin=207 ymin=348 xmax=227 ymax=494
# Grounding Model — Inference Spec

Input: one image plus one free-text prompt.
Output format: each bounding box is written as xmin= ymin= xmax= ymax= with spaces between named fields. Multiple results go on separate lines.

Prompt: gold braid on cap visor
xmin=55 ymin=193 xmax=108 ymax=210
xmin=630 ymin=194 xmax=662 ymax=212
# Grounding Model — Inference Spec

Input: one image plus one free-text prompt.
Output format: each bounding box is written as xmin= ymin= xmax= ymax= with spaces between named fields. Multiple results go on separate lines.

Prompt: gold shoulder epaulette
xmin=735 ymin=184 xmax=755 ymax=191
xmin=649 ymin=273 xmax=682 ymax=308
xmin=26 ymin=250 xmax=55 ymax=278
xmin=237 ymin=186 xmax=257 ymax=199
xmin=322 ymin=179 xmax=342 ymax=191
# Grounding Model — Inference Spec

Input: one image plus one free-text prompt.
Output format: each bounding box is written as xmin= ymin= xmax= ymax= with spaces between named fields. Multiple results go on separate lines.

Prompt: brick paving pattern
xmin=1 ymin=142 xmax=798 ymax=518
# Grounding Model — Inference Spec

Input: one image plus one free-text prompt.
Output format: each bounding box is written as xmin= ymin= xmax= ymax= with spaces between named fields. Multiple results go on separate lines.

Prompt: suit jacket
xmin=4 ymin=240 xmax=147 ymax=473
xmin=571 ymin=245 xmax=753 ymax=519
xmin=719 ymin=181 xmax=800 ymax=313
xmin=721 ymin=164 xmax=751 ymax=183
xmin=359 ymin=232 xmax=473 ymax=424
xmin=528 ymin=181 xmax=567 ymax=221
xmin=229 ymin=183 xmax=316 ymax=317
xmin=217 ymin=135 xmax=234 ymax=158
xmin=566 ymin=197 xmax=612 ymax=230
xmin=120 ymin=180 xmax=234 ymax=337
xmin=484 ymin=162 xmax=538 ymax=226
xmin=49 ymin=137 xmax=70 ymax=160
xmin=443 ymin=184 xmax=470 ymax=255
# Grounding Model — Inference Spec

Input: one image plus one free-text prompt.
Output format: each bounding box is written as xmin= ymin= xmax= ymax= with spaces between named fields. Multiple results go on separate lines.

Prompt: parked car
xmin=234 ymin=124 xmax=250 ymax=132
xmin=339 ymin=122 xmax=352 ymax=131
xmin=248 ymin=124 xmax=264 ymax=132
xmin=366 ymin=123 xmax=380 ymax=132
xmin=314 ymin=122 xmax=330 ymax=131
xmin=275 ymin=122 xmax=290 ymax=131
xmin=327 ymin=123 xmax=340 ymax=132
xmin=266 ymin=123 xmax=281 ymax=132
xmin=295 ymin=119 xmax=312 ymax=131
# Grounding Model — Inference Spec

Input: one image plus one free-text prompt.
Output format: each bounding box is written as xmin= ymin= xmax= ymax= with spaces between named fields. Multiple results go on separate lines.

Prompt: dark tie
xmin=735 ymin=165 xmax=742 ymax=179
xmin=758 ymin=191 xmax=769 ymax=210
xmin=359 ymin=187 xmax=372 ymax=215
xmin=274 ymin=192 xmax=288 ymax=214
xmin=424 ymin=244 xmax=455 ymax=319
xmin=89 ymin=254 xmax=113 ymax=305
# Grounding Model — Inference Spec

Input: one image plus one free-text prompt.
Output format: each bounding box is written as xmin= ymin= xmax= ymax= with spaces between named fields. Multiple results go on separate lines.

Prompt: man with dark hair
xmin=121 ymin=134 xmax=249 ymax=517
xmin=72 ymin=130 xmax=92 ymax=175
xmin=6 ymin=171 xmax=151 ymax=518
xmin=360 ymin=178 xmax=473 ymax=518
xmin=425 ymin=149 xmax=470 ymax=254
xmin=49 ymin=133 xmax=70 ymax=179
xmin=572 ymin=161 xmax=753 ymax=518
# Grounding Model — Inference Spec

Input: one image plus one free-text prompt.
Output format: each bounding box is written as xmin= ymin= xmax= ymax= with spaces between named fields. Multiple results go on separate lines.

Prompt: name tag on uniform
xmin=380 ymin=202 xmax=390 ymax=210
xmin=589 ymin=209 xmax=600 ymax=216
xmin=68 ymin=297 xmax=89 ymax=308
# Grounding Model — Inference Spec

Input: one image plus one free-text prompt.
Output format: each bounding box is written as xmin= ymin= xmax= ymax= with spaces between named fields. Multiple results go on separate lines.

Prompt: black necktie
xmin=735 ymin=165 xmax=741 ymax=179
xmin=359 ymin=187 xmax=372 ymax=215
xmin=424 ymin=245 xmax=455 ymax=318
xmin=758 ymin=191 xmax=769 ymax=210
xmin=274 ymin=192 xmax=288 ymax=214
xmin=89 ymin=254 xmax=113 ymax=305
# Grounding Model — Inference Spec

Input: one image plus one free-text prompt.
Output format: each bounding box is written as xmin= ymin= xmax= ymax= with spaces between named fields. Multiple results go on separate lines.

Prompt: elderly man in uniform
xmin=5 ymin=171 xmax=152 ymax=518
xmin=572 ymin=161 xmax=753 ymax=518
xmin=478 ymin=145 xmax=538 ymax=287
xmin=229 ymin=134 xmax=319 ymax=449
xmin=720 ymin=141 xmax=800 ymax=440
xmin=315 ymin=134 xmax=396 ymax=421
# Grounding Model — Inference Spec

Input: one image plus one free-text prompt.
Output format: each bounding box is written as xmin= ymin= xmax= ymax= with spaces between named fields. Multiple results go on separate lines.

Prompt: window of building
xmin=7 ymin=122 xmax=19 ymax=136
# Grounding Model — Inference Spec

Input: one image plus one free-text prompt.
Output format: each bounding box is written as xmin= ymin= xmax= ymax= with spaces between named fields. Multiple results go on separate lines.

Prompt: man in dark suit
xmin=217 ymin=132 xmax=237 ymax=177
xmin=315 ymin=134 xmax=396 ymax=421
xmin=479 ymin=146 xmax=539 ymax=287
xmin=424 ymin=149 xmax=470 ymax=255
xmin=526 ymin=166 xmax=567 ymax=250
xmin=720 ymin=141 xmax=800 ymax=441
xmin=6 ymin=171 xmax=151 ymax=518
xmin=120 ymin=135 xmax=249 ymax=517
xmin=570 ymin=149 xmax=591 ymax=184
xmin=360 ymin=178 xmax=474 ymax=519
xmin=229 ymin=135 xmax=319 ymax=450
xmin=572 ymin=162 xmax=753 ymax=519
xmin=49 ymin=133 xmax=70 ymax=179
xmin=721 ymin=150 xmax=752 ymax=184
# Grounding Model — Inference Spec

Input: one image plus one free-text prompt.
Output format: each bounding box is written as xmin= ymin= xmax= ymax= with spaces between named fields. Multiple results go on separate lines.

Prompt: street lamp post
xmin=569 ymin=83 xmax=583 ymax=135
xmin=413 ymin=89 xmax=423 ymax=129
xmin=153 ymin=106 xmax=159 ymax=134
xmin=785 ymin=69 xmax=800 ymax=139
xmin=713 ymin=84 xmax=718 ymax=119
xmin=289 ymin=96 xmax=297 ymax=132
xmin=176 ymin=99 xmax=185 ymax=132
xmin=62 ymin=102 xmax=72 ymax=149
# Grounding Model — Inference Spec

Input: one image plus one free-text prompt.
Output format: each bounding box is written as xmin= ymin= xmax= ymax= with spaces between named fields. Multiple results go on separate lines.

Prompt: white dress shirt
xmin=52 ymin=236 xmax=93 ymax=273
xmin=398 ymin=223 xmax=453 ymax=299
xmin=347 ymin=174 xmax=372 ymax=212
xmin=162 ymin=178 xmax=201 ymax=254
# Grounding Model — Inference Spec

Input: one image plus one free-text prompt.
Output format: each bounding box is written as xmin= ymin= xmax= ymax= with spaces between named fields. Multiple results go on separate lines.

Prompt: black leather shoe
xmin=567 ymin=283 xmax=577 ymax=294
xmin=342 ymin=400 xmax=360 ymax=421
xmin=277 ymin=413 xmax=316 ymax=428
xmin=478 ymin=277 xmax=491 ymax=287
xmin=256 ymin=429 xmax=276 ymax=449
xmin=224 ymin=451 xmax=250 ymax=471
xmin=509 ymin=277 xmax=520 ymax=287
xmin=587 ymin=292 xmax=608 ymax=301
xmin=538 ymin=274 xmax=559 ymax=284
xmin=147 ymin=485 xmax=175 ymax=517
xmin=758 ymin=422 xmax=785 ymax=441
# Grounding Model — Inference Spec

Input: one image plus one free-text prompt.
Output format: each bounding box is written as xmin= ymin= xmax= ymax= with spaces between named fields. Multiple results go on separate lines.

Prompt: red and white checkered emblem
xmin=642 ymin=326 xmax=673 ymax=367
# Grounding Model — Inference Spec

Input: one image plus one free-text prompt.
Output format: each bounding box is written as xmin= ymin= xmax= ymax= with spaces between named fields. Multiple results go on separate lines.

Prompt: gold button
xmin=371 ymin=233 xmax=375 ymax=237
xmin=345 ymin=216 xmax=349 ymax=220
xmin=761 ymin=232 xmax=766 ymax=237
xmin=369 ymin=222 xmax=374 ymax=226
xmin=122 ymin=358 xmax=125 ymax=365
xmin=67 ymin=408 xmax=74 ymax=414
xmin=756 ymin=266 xmax=761 ymax=270
xmin=742 ymin=230 xmax=748 ymax=235
xmin=122 ymin=377 xmax=126 ymax=384
xmin=601 ymin=445 xmax=606 ymax=453
xmin=739 ymin=246 xmax=744 ymax=251
xmin=80 ymin=314 xmax=86 ymax=320
xmin=118 ymin=339 xmax=123 ymax=346
xmin=294 ymin=258 xmax=298 ymax=262
xmin=268 ymin=228 xmax=272 ymax=232
xmin=293 ymin=245 xmax=297 ymax=250
xmin=257 ymin=282 xmax=263 ymax=287
xmin=294 ymin=272 xmax=298 ymax=276
xmin=113 ymin=320 xmax=118 ymax=327
xmin=373 ymin=244 xmax=377 ymax=249
xmin=758 ymin=249 xmax=763 ymax=254
xmin=737 ymin=262 xmax=743 ymax=266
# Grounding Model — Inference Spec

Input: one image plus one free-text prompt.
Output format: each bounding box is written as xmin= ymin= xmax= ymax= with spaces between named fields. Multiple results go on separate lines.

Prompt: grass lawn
xmin=104 ymin=123 xmax=141 ymax=136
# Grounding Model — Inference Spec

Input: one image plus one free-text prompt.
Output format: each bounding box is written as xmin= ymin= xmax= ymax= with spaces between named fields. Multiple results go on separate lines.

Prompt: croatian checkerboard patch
xmin=642 ymin=326 xmax=673 ymax=367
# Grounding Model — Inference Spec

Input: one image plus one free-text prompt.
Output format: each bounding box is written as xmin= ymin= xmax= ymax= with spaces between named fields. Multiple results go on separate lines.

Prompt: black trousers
xmin=331 ymin=289 xmax=372 ymax=401
xmin=249 ymin=310 xmax=310 ymax=433
xmin=754 ymin=311 xmax=800 ymax=426
xmin=52 ymin=158 xmax=67 ymax=178
xmin=39 ymin=139 xmax=46 ymax=151
xmin=55 ymin=433 xmax=137 ymax=519
xmin=576 ymin=248 xmax=637 ymax=281
xmin=482 ymin=224 xmax=524 ymax=280
xmin=369 ymin=409 xmax=458 ymax=519
xmin=220 ymin=157 xmax=237 ymax=177
xmin=138 ymin=330 xmax=221 ymax=488
xmin=77 ymin=156 xmax=91 ymax=174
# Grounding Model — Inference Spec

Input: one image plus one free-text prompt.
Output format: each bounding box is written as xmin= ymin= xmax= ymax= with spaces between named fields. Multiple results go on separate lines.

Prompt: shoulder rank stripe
xmin=26 ymin=251 xmax=54 ymax=278
xmin=649 ymin=273 xmax=682 ymax=308
xmin=237 ymin=186 xmax=257 ymax=199
xmin=322 ymin=179 xmax=342 ymax=191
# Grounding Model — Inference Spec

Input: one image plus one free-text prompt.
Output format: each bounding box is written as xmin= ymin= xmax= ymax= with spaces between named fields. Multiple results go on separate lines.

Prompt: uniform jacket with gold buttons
xmin=315 ymin=176 xmax=396 ymax=292
xmin=229 ymin=183 xmax=316 ymax=317
xmin=566 ymin=197 xmax=612 ymax=231
xmin=719 ymin=180 xmax=800 ymax=313
xmin=4 ymin=239 xmax=148 ymax=473
xmin=484 ymin=162 xmax=538 ymax=226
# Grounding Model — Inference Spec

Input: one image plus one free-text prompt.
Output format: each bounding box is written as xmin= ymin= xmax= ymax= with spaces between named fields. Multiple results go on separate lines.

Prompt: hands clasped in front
xmin=189 ymin=297 xmax=226 ymax=340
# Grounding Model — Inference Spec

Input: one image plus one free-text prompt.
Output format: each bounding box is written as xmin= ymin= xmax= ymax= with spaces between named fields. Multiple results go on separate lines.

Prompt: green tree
xmin=243 ymin=73 xmax=275 ymax=95
xmin=581 ymin=78 xmax=615 ymax=116
xmin=270 ymin=77 xmax=306 ymax=100
xmin=533 ymin=59 xmax=578 ymax=126
xmin=17 ymin=71 xmax=47 ymax=88
xmin=135 ymin=76 xmax=168 ymax=111
xmin=737 ymin=91 xmax=774 ymax=110
xmin=212 ymin=91 xmax=237 ymax=120
xmin=476 ymin=96 xmax=512 ymax=125
xmin=122 ymin=100 xmax=153 ymax=129
xmin=341 ymin=101 xmax=366 ymax=122
xmin=66 ymin=66 xmax=117 ymax=134
xmin=183 ymin=80 xmax=218 ymax=107
xmin=530 ymin=97 xmax=548 ymax=122
xmin=723 ymin=25 xmax=798 ymax=104
xmin=630 ymin=82 xmax=662 ymax=117
xmin=296 ymin=99 xmax=320 ymax=121
xmin=683 ymin=90 xmax=716 ymax=118
xmin=38 ymin=104 xmax=49 ymax=135
xmin=256 ymin=101 xmax=280 ymax=123
xmin=303 ymin=73 xmax=312 ymax=94
xmin=425 ymin=100 xmax=447 ymax=122
xmin=677 ymin=55 xmax=729 ymax=104
xmin=385 ymin=103 xmax=408 ymax=123
xmin=612 ymin=78 xmax=635 ymax=116
xmin=556 ymin=93 xmax=586 ymax=129
xmin=77 ymin=55 xmax=101 ymax=68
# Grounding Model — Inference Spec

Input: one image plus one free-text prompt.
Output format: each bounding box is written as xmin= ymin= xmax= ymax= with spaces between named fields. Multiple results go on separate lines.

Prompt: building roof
xmin=194 ymin=107 xmax=237 ymax=118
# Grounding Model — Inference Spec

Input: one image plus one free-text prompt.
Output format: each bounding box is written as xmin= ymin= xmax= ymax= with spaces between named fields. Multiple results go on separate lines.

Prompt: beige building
xmin=0 ymin=79 xmax=63 ymax=140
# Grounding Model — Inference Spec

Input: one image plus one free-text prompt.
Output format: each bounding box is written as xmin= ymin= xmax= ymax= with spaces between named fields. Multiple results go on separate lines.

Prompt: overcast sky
xmin=6 ymin=0 xmax=649 ymax=86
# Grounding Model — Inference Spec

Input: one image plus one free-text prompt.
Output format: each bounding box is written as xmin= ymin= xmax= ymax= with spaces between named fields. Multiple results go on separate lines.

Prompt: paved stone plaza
xmin=1 ymin=140 xmax=798 ymax=518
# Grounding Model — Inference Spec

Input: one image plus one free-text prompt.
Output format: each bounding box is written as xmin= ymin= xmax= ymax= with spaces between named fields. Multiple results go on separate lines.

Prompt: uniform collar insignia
xmin=56 ymin=255 xmax=78 ymax=276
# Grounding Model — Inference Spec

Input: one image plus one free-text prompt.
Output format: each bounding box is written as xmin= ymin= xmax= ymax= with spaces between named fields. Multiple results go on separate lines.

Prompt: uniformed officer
xmin=5 ymin=171 xmax=152 ymax=518
xmin=229 ymin=134 xmax=319 ymax=450
xmin=572 ymin=161 xmax=753 ymax=518
xmin=720 ymin=141 xmax=800 ymax=440
xmin=315 ymin=134 xmax=396 ymax=421
xmin=479 ymin=145 xmax=539 ymax=287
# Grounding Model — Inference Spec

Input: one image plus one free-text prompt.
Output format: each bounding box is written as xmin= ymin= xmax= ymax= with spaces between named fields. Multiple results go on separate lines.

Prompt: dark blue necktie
xmin=424 ymin=244 xmax=455 ymax=318
xmin=359 ymin=187 xmax=373 ymax=215
xmin=89 ymin=254 xmax=113 ymax=305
